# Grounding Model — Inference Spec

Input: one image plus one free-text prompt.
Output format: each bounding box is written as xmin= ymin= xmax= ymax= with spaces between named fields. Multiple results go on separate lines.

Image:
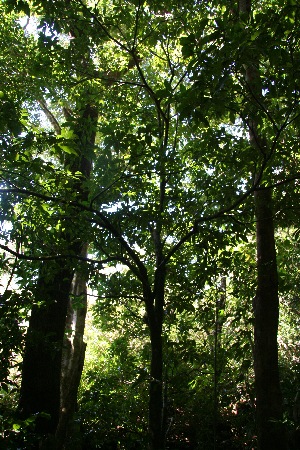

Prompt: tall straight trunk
xmin=237 ymin=1 xmax=287 ymax=448
xmin=149 ymin=321 xmax=164 ymax=450
xmin=213 ymin=277 xmax=226 ymax=449
xmin=253 ymin=187 xmax=287 ymax=449
xmin=55 ymin=243 xmax=89 ymax=449
xmin=56 ymin=104 xmax=98 ymax=443
xmin=145 ymin=257 xmax=166 ymax=450
xmin=18 ymin=104 xmax=98 ymax=445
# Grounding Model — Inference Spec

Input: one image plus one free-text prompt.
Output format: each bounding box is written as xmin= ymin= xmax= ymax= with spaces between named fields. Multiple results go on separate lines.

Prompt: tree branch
xmin=38 ymin=98 xmax=61 ymax=135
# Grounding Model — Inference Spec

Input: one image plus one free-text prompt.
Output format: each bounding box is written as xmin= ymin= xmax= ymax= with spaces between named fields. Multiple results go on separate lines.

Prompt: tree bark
xmin=55 ymin=243 xmax=89 ymax=449
xmin=237 ymin=1 xmax=287 ymax=448
xmin=213 ymin=277 xmax=226 ymax=448
xmin=148 ymin=319 xmax=164 ymax=450
xmin=18 ymin=262 xmax=75 ymax=437
xmin=254 ymin=187 xmax=287 ymax=450
xmin=18 ymin=104 xmax=98 ymax=446
xmin=145 ymin=230 xmax=166 ymax=450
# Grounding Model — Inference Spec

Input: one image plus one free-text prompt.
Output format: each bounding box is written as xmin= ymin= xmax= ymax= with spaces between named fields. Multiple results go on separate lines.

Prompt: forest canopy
xmin=0 ymin=0 xmax=300 ymax=449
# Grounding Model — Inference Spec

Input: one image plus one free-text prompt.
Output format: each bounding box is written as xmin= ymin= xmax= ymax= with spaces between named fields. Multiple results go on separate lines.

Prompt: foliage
xmin=0 ymin=0 xmax=300 ymax=448
xmin=78 ymin=315 xmax=149 ymax=449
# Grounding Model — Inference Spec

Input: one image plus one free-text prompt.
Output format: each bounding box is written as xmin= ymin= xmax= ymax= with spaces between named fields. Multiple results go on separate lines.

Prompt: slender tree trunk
xmin=55 ymin=243 xmax=89 ymax=449
xmin=237 ymin=1 xmax=287 ymax=448
xmin=213 ymin=277 xmax=226 ymax=449
xmin=253 ymin=187 xmax=287 ymax=449
xmin=55 ymin=104 xmax=98 ymax=446
xmin=145 ymin=257 xmax=166 ymax=450
xmin=149 ymin=320 xmax=164 ymax=450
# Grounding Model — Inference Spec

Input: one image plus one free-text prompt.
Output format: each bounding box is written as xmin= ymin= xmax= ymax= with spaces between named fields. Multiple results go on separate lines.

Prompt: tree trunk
xmin=18 ymin=104 xmax=98 ymax=446
xmin=253 ymin=187 xmax=287 ymax=450
xmin=237 ymin=1 xmax=287 ymax=448
xmin=55 ymin=104 xmax=98 ymax=447
xmin=149 ymin=321 xmax=164 ymax=450
xmin=55 ymin=243 xmax=88 ymax=449
xmin=18 ymin=262 xmax=75 ymax=437
xmin=145 ymin=259 xmax=166 ymax=450
xmin=213 ymin=276 xmax=226 ymax=448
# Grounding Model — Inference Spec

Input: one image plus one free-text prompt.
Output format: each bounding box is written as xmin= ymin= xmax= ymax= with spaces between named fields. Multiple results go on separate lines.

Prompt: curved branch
xmin=0 ymin=242 xmax=137 ymax=270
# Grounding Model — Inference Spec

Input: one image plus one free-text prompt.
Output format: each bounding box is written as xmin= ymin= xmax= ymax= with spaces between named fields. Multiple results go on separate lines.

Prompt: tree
xmin=1 ymin=1 xmax=300 ymax=449
xmin=238 ymin=1 xmax=298 ymax=447
xmin=178 ymin=1 xmax=299 ymax=447
xmin=18 ymin=102 xmax=98 ymax=445
xmin=0 ymin=2 xmax=100 ymax=445
xmin=83 ymin=4 xmax=254 ymax=446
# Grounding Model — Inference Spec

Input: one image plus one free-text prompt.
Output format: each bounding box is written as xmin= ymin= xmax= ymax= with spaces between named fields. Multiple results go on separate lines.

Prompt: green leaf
xmin=57 ymin=143 xmax=79 ymax=156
